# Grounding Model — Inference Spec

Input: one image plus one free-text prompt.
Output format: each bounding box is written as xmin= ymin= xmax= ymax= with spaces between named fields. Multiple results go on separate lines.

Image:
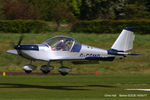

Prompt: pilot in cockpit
xmin=55 ymin=39 xmax=68 ymax=51
xmin=52 ymin=39 xmax=68 ymax=51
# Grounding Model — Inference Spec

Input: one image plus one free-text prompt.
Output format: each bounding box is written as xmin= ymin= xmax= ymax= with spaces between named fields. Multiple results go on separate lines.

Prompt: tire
xmin=60 ymin=72 xmax=68 ymax=76
xmin=25 ymin=70 xmax=32 ymax=74
xmin=42 ymin=70 xmax=50 ymax=74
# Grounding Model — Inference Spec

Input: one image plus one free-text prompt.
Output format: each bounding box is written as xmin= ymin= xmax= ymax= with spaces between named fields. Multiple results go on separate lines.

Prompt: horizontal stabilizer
xmin=108 ymin=49 xmax=141 ymax=56
xmin=117 ymin=52 xmax=142 ymax=55
xmin=125 ymin=53 xmax=142 ymax=55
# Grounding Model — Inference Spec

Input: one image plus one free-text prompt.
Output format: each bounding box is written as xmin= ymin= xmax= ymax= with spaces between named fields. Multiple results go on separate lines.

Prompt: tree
xmin=67 ymin=0 xmax=82 ymax=16
xmin=51 ymin=0 xmax=76 ymax=31
xmin=118 ymin=0 xmax=150 ymax=19
xmin=2 ymin=0 xmax=41 ymax=20
xmin=79 ymin=0 xmax=126 ymax=20
xmin=145 ymin=0 xmax=150 ymax=11
xmin=23 ymin=0 xmax=54 ymax=21
xmin=0 ymin=0 xmax=5 ymax=19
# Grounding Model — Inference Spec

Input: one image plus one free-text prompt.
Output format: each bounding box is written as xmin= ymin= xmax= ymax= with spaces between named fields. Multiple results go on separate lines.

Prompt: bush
xmin=72 ymin=20 xmax=150 ymax=34
xmin=0 ymin=20 xmax=51 ymax=33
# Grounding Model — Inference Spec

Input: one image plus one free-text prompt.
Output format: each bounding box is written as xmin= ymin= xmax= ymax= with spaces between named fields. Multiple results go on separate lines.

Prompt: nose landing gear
xmin=23 ymin=64 xmax=37 ymax=74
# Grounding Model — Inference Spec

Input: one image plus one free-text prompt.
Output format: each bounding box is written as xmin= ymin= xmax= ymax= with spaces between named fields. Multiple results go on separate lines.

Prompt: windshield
xmin=43 ymin=36 xmax=77 ymax=51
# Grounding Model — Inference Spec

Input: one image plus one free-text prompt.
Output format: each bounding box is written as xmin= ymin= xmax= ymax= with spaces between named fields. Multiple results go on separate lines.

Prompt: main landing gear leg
xmin=58 ymin=61 xmax=72 ymax=76
xmin=40 ymin=61 xmax=54 ymax=74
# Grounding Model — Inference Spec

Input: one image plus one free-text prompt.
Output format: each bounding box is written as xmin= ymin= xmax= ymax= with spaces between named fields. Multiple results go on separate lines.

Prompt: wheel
xmin=60 ymin=72 xmax=68 ymax=76
xmin=25 ymin=70 xmax=32 ymax=74
xmin=23 ymin=64 xmax=37 ymax=74
xmin=40 ymin=65 xmax=54 ymax=74
xmin=42 ymin=70 xmax=50 ymax=74
xmin=58 ymin=67 xmax=72 ymax=73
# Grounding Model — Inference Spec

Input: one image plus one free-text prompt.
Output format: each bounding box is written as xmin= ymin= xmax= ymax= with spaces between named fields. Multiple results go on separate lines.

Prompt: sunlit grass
xmin=0 ymin=75 xmax=150 ymax=100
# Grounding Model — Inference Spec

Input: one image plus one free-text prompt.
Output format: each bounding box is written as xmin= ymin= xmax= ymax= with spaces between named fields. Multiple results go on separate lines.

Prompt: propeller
xmin=14 ymin=35 xmax=24 ymax=50
xmin=17 ymin=35 xmax=24 ymax=46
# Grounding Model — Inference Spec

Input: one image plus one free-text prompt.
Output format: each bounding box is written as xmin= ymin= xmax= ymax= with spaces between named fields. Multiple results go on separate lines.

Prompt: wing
xmin=6 ymin=50 xmax=18 ymax=55
xmin=71 ymin=60 xmax=99 ymax=64
xmin=49 ymin=56 xmax=100 ymax=64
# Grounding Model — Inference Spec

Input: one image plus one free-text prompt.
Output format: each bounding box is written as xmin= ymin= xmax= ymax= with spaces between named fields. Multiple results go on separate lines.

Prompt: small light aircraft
xmin=7 ymin=27 xmax=140 ymax=76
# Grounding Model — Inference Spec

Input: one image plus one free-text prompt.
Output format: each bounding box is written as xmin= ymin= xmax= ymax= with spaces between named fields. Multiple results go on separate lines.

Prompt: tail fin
xmin=111 ymin=27 xmax=135 ymax=52
xmin=108 ymin=27 xmax=141 ymax=56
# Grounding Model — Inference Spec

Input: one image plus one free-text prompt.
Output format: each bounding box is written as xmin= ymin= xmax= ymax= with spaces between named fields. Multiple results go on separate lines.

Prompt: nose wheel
xmin=25 ymin=70 xmax=32 ymax=74
xmin=23 ymin=64 xmax=37 ymax=74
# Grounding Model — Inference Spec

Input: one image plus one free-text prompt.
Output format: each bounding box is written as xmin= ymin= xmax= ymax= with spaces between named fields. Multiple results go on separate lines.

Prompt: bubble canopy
xmin=42 ymin=36 xmax=81 ymax=52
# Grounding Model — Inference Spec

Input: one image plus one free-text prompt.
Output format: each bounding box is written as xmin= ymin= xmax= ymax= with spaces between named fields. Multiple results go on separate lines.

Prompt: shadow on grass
xmin=88 ymin=85 xmax=117 ymax=88
xmin=0 ymin=83 xmax=116 ymax=91
xmin=0 ymin=83 xmax=88 ymax=91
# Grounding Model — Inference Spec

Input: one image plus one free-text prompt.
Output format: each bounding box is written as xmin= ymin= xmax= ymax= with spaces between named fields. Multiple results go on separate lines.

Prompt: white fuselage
xmin=20 ymin=44 xmax=116 ymax=61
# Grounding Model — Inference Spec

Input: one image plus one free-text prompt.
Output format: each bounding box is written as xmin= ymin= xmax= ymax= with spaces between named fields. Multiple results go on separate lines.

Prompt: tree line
xmin=0 ymin=0 xmax=150 ymax=21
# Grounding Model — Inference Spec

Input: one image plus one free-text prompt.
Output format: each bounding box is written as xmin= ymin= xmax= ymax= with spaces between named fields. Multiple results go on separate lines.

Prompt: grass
xmin=0 ymin=32 xmax=150 ymax=100
xmin=0 ymin=74 xmax=150 ymax=100
xmin=0 ymin=32 xmax=150 ymax=74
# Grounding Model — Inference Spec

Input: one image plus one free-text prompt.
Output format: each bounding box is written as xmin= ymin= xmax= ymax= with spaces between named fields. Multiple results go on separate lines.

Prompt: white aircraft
xmin=7 ymin=27 xmax=140 ymax=75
